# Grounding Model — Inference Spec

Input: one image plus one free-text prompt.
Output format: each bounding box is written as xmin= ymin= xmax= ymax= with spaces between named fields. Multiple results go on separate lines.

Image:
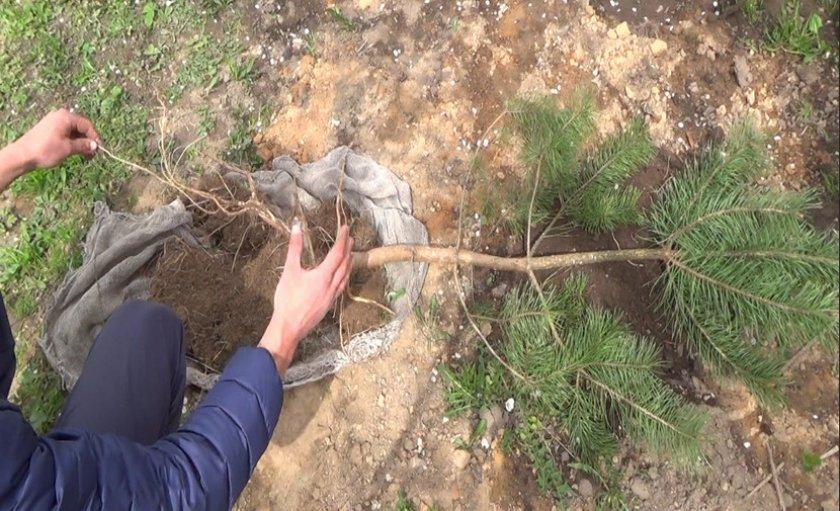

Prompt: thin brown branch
xmin=766 ymin=439 xmax=786 ymax=511
xmin=453 ymin=179 xmax=530 ymax=383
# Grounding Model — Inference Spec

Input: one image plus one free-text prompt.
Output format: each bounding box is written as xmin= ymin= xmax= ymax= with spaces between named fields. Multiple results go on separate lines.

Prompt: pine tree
xmin=443 ymin=98 xmax=838 ymax=502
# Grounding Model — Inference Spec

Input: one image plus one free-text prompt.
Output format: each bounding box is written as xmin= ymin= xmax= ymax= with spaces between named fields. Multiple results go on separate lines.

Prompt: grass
xmin=393 ymin=490 xmax=440 ymax=511
xmin=326 ymin=6 xmax=359 ymax=32
xmin=766 ymin=0 xmax=830 ymax=62
xmin=800 ymin=449 xmax=822 ymax=472
xmin=821 ymin=167 xmax=840 ymax=200
xmin=394 ymin=491 xmax=416 ymax=511
xmin=11 ymin=344 xmax=65 ymax=434
xmin=0 ymin=0 xmax=267 ymax=431
xmin=413 ymin=294 xmax=451 ymax=345
xmin=742 ymin=0 xmax=765 ymax=24
xmin=225 ymin=106 xmax=270 ymax=169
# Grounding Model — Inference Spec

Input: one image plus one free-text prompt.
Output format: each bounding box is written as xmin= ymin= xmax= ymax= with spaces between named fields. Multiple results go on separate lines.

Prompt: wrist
xmin=0 ymin=141 xmax=35 ymax=180
xmin=258 ymin=314 xmax=300 ymax=375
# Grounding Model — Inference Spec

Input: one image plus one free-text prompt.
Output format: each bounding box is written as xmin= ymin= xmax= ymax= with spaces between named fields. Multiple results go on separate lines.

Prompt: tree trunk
xmin=353 ymin=245 xmax=672 ymax=272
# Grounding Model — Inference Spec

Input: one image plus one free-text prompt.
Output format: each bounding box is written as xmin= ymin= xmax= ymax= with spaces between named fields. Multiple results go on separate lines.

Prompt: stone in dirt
xmin=733 ymin=55 xmax=753 ymax=88
xmin=614 ymin=22 xmax=631 ymax=39
xmin=451 ymin=449 xmax=471 ymax=471
xmin=578 ymin=478 xmax=594 ymax=498
xmin=630 ymin=478 xmax=651 ymax=500
xmin=479 ymin=405 xmax=504 ymax=439
xmin=796 ymin=63 xmax=820 ymax=86
xmin=650 ymin=39 xmax=668 ymax=55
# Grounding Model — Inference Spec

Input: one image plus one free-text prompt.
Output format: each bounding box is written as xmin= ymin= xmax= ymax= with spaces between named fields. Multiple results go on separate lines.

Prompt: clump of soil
xmin=150 ymin=197 xmax=387 ymax=374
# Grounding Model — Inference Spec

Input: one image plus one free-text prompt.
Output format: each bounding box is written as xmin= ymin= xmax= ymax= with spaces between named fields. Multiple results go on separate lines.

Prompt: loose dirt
xmin=150 ymin=195 xmax=385 ymax=373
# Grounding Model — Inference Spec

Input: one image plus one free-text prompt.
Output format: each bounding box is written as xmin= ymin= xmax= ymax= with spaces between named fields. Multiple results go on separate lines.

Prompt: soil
xmin=150 ymin=195 xmax=386 ymax=373
xmin=117 ymin=0 xmax=839 ymax=509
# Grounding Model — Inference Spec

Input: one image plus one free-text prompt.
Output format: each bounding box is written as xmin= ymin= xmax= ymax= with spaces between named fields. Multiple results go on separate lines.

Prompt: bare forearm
xmin=0 ymin=141 xmax=33 ymax=193
xmin=258 ymin=314 xmax=299 ymax=376
xmin=1 ymin=109 xmax=101 ymax=194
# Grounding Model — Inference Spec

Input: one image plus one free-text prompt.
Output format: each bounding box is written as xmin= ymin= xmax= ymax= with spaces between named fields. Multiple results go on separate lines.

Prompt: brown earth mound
xmin=150 ymin=200 xmax=387 ymax=374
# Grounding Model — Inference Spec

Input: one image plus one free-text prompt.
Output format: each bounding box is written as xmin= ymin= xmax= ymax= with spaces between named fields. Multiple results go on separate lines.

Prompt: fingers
xmin=284 ymin=219 xmax=304 ymax=270
xmin=329 ymin=238 xmax=353 ymax=296
xmin=67 ymin=138 xmax=98 ymax=158
xmin=319 ymin=225 xmax=350 ymax=272
xmin=68 ymin=112 xmax=101 ymax=144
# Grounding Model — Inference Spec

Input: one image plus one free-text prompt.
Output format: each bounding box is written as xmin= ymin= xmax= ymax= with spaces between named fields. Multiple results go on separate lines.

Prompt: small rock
xmin=578 ymin=478 xmax=594 ymax=498
xmin=480 ymin=405 xmax=505 ymax=438
xmin=650 ymin=39 xmax=668 ymax=55
xmin=734 ymin=55 xmax=752 ymax=88
xmin=479 ymin=321 xmax=492 ymax=338
xmin=615 ymin=22 xmax=631 ymax=38
xmin=746 ymin=89 xmax=756 ymax=106
xmin=797 ymin=63 xmax=820 ymax=85
xmin=625 ymin=83 xmax=650 ymax=101
xmin=403 ymin=438 xmax=414 ymax=452
xmin=783 ymin=494 xmax=794 ymax=508
xmin=630 ymin=478 xmax=651 ymax=500
xmin=472 ymin=447 xmax=487 ymax=464
xmin=452 ymin=449 xmax=470 ymax=470
xmin=490 ymin=283 xmax=508 ymax=298
xmin=350 ymin=444 xmax=364 ymax=466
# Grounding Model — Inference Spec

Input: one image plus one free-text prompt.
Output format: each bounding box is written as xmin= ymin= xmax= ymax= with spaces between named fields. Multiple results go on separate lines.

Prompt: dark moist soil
xmin=150 ymin=198 xmax=386 ymax=375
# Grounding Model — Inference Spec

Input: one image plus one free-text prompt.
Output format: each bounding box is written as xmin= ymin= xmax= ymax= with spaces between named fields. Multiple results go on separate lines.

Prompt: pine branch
xmin=676 ymin=301 xmax=786 ymax=405
xmin=649 ymin=122 xmax=839 ymax=406
xmin=564 ymin=118 xmax=654 ymax=232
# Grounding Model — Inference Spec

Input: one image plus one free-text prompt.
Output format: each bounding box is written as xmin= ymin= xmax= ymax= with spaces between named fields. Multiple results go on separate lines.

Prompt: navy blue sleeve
xmin=0 ymin=347 xmax=283 ymax=510
xmin=0 ymin=293 xmax=15 ymax=399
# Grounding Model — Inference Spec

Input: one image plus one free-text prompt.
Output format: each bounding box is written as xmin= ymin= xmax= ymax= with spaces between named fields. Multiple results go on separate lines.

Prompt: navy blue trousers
xmin=1 ymin=294 xmax=186 ymax=445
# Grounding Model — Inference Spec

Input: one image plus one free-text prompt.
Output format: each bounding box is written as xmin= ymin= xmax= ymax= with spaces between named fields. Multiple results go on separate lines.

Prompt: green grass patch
xmin=742 ymin=0 xmax=765 ymax=24
xmin=821 ymin=167 xmax=840 ymax=200
xmin=766 ymin=0 xmax=830 ymax=62
xmin=224 ymin=107 xmax=269 ymax=169
xmin=800 ymin=449 xmax=822 ymax=472
xmin=12 ymin=343 xmax=66 ymax=434
xmin=326 ymin=6 xmax=360 ymax=32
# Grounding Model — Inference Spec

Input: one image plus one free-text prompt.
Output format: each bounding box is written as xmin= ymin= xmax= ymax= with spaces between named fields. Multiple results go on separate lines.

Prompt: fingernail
xmin=291 ymin=217 xmax=301 ymax=234
xmin=90 ymin=140 xmax=98 ymax=152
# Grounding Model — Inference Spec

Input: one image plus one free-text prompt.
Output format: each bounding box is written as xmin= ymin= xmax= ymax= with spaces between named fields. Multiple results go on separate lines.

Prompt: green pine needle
xmin=444 ymin=275 xmax=704 ymax=476
xmin=566 ymin=118 xmax=654 ymax=232
xmin=649 ymin=121 xmax=839 ymax=404
xmin=506 ymin=96 xmax=652 ymax=235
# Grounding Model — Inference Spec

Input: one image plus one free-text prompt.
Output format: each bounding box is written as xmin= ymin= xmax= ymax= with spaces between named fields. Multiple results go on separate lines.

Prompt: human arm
xmin=1 ymin=347 xmax=280 ymax=510
xmin=0 ymin=109 xmax=101 ymax=193
xmin=259 ymin=221 xmax=353 ymax=374
xmin=1 ymin=222 xmax=353 ymax=509
xmin=1 ymin=110 xmax=100 ymax=393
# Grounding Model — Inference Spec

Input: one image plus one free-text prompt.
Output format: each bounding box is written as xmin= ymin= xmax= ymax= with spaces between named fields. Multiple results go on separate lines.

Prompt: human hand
xmin=258 ymin=221 xmax=354 ymax=375
xmin=12 ymin=109 xmax=101 ymax=172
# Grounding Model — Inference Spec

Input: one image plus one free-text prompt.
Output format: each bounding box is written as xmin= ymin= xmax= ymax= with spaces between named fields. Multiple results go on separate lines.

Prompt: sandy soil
xmin=121 ymin=0 xmax=839 ymax=509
